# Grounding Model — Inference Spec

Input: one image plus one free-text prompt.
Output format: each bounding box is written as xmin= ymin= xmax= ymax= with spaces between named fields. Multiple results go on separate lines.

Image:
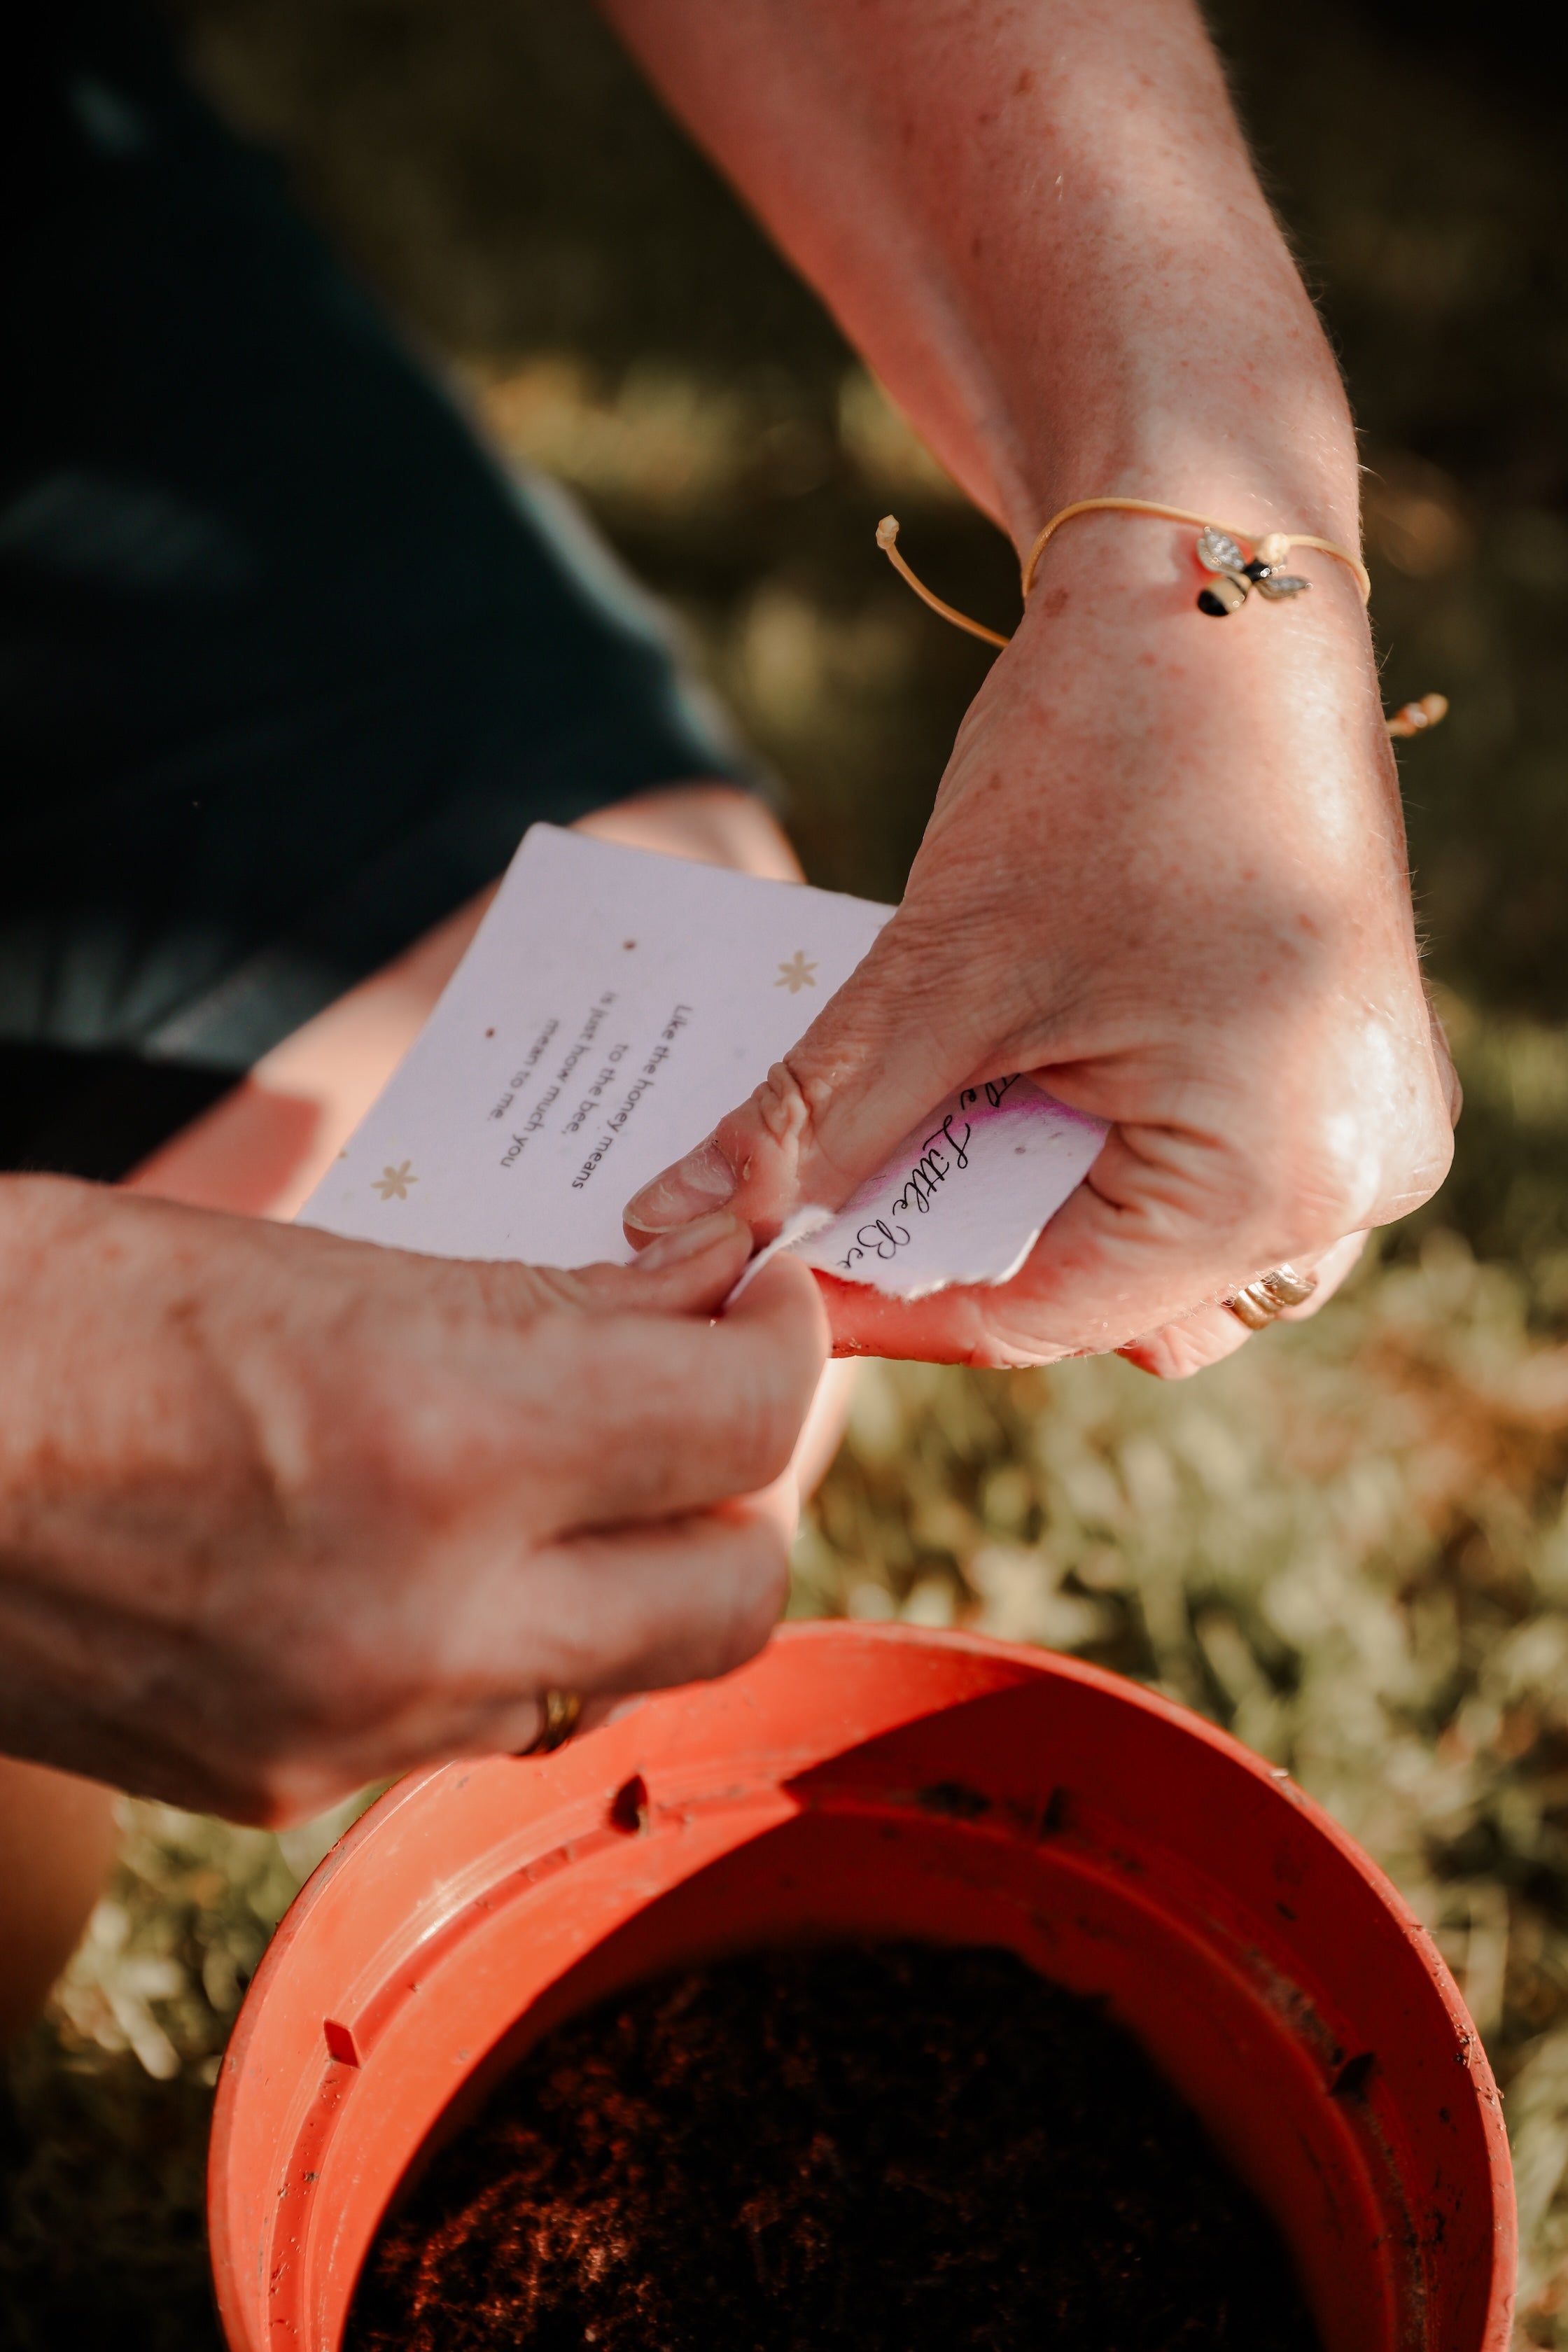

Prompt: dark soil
xmin=346 ymin=1942 xmax=1321 ymax=2352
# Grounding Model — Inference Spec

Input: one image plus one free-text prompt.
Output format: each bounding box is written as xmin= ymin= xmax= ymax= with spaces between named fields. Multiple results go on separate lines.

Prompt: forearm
xmin=0 ymin=1180 xmax=253 ymax=1572
xmin=0 ymin=1180 xmax=276 ymax=1770
xmin=597 ymin=0 xmax=1357 ymax=541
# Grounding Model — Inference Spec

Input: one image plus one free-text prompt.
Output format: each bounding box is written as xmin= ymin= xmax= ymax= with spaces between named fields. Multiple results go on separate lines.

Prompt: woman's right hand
xmin=0 ymin=1181 xmax=826 ymax=1823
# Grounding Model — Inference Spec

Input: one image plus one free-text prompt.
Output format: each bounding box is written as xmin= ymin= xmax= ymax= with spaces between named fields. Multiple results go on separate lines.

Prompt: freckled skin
xmin=609 ymin=0 xmax=1455 ymax=1373
xmin=0 ymin=1184 xmax=826 ymax=1823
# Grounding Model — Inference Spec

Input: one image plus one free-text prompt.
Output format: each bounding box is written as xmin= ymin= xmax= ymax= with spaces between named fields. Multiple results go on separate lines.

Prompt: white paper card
xmin=298 ymin=825 xmax=1106 ymax=1297
xmin=790 ymin=1077 xmax=1106 ymax=1299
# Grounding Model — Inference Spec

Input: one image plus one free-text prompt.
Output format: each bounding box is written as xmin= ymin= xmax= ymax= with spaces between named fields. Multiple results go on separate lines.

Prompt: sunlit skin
xmin=611 ymin=0 xmax=1459 ymax=1373
xmin=0 ymin=1189 xmax=825 ymax=1828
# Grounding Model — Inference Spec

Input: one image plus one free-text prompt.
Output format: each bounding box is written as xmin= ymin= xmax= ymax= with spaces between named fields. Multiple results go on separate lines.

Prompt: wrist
xmin=0 ymin=1180 xmax=255 ymax=1583
xmin=1020 ymin=431 xmax=1362 ymax=570
xmin=993 ymin=204 xmax=1362 ymax=554
xmin=1005 ymin=328 xmax=1362 ymax=556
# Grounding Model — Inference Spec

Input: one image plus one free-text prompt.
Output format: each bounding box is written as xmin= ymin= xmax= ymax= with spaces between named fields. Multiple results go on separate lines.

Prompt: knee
xmin=0 ymin=1758 xmax=119 ymax=2046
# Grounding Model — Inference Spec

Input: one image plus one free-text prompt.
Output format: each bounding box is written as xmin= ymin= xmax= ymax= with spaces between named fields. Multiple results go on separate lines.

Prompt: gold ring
xmin=1223 ymin=1264 xmax=1319 ymax=1331
xmin=518 ymin=1688 xmax=584 ymax=1756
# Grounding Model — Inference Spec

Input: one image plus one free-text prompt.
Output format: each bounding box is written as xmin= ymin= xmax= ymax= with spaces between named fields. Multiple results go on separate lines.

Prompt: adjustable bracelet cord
xmin=875 ymin=511 xmax=1447 ymax=741
xmin=876 ymin=515 xmax=1011 ymax=650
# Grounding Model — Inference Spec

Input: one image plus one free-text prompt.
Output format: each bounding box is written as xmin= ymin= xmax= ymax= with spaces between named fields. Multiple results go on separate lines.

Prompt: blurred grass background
xmin=6 ymin=1 xmax=1568 ymax=2342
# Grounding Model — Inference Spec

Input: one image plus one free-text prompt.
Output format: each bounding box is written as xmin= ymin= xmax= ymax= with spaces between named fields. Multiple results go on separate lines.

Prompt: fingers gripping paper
xmin=298 ymin=827 xmax=1107 ymax=1297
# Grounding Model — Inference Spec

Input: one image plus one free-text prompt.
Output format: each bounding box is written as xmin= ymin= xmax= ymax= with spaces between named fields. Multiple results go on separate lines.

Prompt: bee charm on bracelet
xmin=1194 ymin=526 xmax=1310 ymax=617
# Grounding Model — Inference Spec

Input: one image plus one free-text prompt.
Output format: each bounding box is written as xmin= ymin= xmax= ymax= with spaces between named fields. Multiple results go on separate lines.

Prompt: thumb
xmin=622 ymin=913 xmax=987 ymax=1244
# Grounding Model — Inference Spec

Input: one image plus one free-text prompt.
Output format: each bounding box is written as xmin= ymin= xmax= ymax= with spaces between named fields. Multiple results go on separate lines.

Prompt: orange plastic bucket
xmin=208 ymin=1623 xmax=1515 ymax=2350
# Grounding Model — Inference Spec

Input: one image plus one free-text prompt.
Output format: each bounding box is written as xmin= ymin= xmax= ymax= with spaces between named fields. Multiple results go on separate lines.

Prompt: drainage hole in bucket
xmin=607 ymin=1774 xmax=649 ymax=1836
xmin=344 ymin=1942 xmax=1320 ymax=2352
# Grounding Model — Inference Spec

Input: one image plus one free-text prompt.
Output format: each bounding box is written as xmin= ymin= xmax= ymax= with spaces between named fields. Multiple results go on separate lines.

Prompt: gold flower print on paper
xmin=775 ymin=951 xmax=818 ymax=995
xmin=372 ymin=1161 xmax=418 ymax=1201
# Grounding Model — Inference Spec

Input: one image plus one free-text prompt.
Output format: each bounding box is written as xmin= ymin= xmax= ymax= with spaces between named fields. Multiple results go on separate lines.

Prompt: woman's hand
xmin=624 ymin=527 xmax=1457 ymax=1370
xmin=0 ymin=1182 xmax=826 ymax=1821
xmin=596 ymin=0 xmax=1461 ymax=1370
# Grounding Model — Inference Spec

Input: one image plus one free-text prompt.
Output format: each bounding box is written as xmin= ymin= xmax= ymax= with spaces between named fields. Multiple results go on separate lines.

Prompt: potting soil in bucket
xmin=345 ymin=1940 xmax=1319 ymax=2351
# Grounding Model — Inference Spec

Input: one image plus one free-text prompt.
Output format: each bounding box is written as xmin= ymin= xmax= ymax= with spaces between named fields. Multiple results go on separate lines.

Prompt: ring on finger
xmin=1222 ymin=1264 xmax=1319 ymax=1331
xmin=517 ymin=1688 xmax=584 ymax=1756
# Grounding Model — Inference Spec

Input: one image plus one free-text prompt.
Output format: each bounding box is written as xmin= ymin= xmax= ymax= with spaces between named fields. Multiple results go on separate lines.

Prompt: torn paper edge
xmin=724 ymin=1204 xmax=1046 ymax=1308
xmin=722 ymin=1206 xmax=836 ymax=1306
xmin=794 ymin=1217 xmax=1051 ymax=1302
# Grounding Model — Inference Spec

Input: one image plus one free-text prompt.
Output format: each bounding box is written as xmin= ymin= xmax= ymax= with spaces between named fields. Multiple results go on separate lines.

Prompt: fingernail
xmin=624 ymin=1138 xmax=736 ymax=1234
xmin=629 ymin=1209 xmax=746 ymax=1272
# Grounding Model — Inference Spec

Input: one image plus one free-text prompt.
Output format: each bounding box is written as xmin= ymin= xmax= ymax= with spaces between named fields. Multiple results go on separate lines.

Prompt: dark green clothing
xmin=1 ymin=3 xmax=753 ymax=1177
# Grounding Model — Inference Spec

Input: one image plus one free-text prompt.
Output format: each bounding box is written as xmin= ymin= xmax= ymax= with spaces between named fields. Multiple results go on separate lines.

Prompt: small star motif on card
xmin=775 ymin=950 xmax=818 ymax=995
xmin=372 ymin=1161 xmax=417 ymax=1201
